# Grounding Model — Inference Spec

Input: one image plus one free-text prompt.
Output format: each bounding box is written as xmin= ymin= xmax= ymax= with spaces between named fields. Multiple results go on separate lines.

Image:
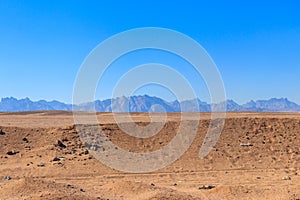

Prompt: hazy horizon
xmin=0 ymin=95 xmax=297 ymax=106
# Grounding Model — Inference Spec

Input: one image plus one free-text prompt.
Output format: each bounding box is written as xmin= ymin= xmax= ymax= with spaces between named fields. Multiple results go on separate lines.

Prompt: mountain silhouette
xmin=1 ymin=96 xmax=300 ymax=112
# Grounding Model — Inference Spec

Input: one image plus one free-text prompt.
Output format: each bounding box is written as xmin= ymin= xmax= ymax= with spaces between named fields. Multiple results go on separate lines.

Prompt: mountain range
xmin=0 ymin=96 xmax=300 ymax=112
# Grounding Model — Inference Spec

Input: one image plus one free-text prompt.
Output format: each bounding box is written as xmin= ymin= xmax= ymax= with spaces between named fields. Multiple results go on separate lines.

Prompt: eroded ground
xmin=0 ymin=112 xmax=299 ymax=199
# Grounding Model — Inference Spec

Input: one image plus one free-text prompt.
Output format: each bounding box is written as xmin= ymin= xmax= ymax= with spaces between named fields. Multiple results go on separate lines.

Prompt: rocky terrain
xmin=0 ymin=112 xmax=299 ymax=199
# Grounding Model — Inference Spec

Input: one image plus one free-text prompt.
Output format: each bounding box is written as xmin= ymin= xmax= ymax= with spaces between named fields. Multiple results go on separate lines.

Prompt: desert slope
xmin=0 ymin=112 xmax=299 ymax=199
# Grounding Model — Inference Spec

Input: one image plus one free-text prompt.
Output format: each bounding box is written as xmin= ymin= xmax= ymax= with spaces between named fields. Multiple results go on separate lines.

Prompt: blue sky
xmin=0 ymin=0 xmax=300 ymax=104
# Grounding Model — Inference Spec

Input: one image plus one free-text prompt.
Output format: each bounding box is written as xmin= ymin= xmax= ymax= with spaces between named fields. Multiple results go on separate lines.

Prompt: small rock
xmin=67 ymin=184 xmax=75 ymax=189
xmin=7 ymin=150 xmax=19 ymax=155
xmin=52 ymin=156 xmax=64 ymax=162
xmin=199 ymin=185 xmax=215 ymax=190
xmin=151 ymin=183 xmax=155 ymax=187
xmin=80 ymin=188 xmax=85 ymax=192
xmin=22 ymin=137 xmax=29 ymax=143
xmin=240 ymin=143 xmax=253 ymax=147
xmin=25 ymin=146 xmax=31 ymax=150
xmin=282 ymin=176 xmax=291 ymax=180
xmin=0 ymin=129 xmax=5 ymax=135
xmin=2 ymin=176 xmax=11 ymax=181
xmin=52 ymin=157 xmax=60 ymax=162
xmin=57 ymin=140 xmax=66 ymax=148
xmin=83 ymin=149 xmax=89 ymax=155
xmin=37 ymin=162 xmax=45 ymax=167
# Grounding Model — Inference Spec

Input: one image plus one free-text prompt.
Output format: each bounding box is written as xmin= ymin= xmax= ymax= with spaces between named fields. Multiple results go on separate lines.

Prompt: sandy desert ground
xmin=0 ymin=111 xmax=299 ymax=199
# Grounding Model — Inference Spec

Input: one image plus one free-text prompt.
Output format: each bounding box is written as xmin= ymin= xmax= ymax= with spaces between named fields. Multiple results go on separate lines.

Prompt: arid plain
xmin=0 ymin=111 xmax=299 ymax=199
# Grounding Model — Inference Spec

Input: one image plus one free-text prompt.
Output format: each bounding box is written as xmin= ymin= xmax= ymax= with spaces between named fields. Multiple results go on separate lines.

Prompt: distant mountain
xmin=0 ymin=96 xmax=300 ymax=112
xmin=73 ymin=95 xmax=176 ymax=112
xmin=0 ymin=97 xmax=71 ymax=112
xmin=211 ymin=100 xmax=242 ymax=112
xmin=241 ymin=98 xmax=300 ymax=112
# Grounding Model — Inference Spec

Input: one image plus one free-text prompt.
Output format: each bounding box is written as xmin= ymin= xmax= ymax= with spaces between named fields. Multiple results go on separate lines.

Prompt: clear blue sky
xmin=0 ymin=0 xmax=300 ymax=104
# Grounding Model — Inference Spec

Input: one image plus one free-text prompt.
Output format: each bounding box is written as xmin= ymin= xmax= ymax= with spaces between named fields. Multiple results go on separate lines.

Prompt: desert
xmin=0 ymin=111 xmax=299 ymax=199
xmin=2 ymin=0 xmax=300 ymax=199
